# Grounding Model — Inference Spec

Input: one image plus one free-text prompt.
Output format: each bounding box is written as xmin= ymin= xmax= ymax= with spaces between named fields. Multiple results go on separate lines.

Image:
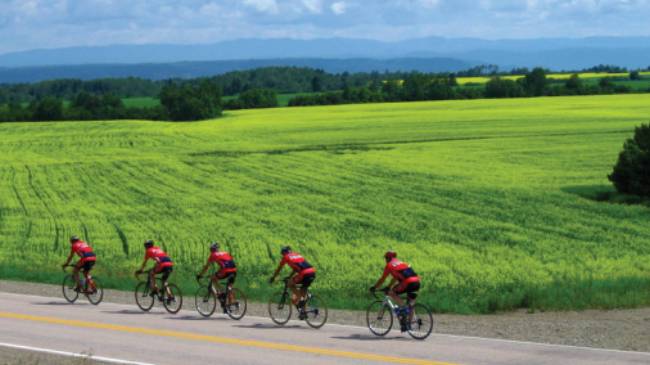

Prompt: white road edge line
xmin=0 ymin=342 xmax=155 ymax=365
xmin=2 ymin=290 xmax=650 ymax=357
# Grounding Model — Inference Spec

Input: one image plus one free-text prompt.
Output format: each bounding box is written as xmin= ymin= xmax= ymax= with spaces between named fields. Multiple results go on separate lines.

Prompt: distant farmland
xmin=457 ymin=71 xmax=650 ymax=85
xmin=0 ymin=94 xmax=649 ymax=313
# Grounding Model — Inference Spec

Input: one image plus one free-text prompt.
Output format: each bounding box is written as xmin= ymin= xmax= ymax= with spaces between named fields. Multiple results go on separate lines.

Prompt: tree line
xmin=288 ymin=68 xmax=642 ymax=107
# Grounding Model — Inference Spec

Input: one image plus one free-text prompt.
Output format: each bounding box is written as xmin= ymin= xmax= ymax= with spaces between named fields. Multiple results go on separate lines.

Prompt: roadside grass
xmin=1 ymin=94 xmax=649 ymax=313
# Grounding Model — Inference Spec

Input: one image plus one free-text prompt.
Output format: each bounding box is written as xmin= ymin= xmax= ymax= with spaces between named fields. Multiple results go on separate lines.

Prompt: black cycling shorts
xmin=159 ymin=266 xmax=173 ymax=282
xmin=215 ymin=272 xmax=237 ymax=285
xmin=300 ymin=273 xmax=316 ymax=289
xmin=395 ymin=281 xmax=420 ymax=300
xmin=81 ymin=260 xmax=95 ymax=273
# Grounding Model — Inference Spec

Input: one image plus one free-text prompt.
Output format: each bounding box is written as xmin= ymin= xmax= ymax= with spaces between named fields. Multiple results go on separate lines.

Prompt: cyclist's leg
xmin=73 ymin=261 xmax=83 ymax=289
xmin=161 ymin=267 xmax=173 ymax=298
xmin=226 ymin=273 xmax=236 ymax=304
xmin=149 ymin=267 xmax=158 ymax=292
xmin=299 ymin=273 xmax=315 ymax=306
xmin=388 ymin=284 xmax=405 ymax=307
xmin=288 ymin=277 xmax=300 ymax=305
xmin=82 ymin=261 xmax=95 ymax=291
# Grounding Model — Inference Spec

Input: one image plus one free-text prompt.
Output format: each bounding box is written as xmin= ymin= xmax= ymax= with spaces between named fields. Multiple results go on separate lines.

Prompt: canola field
xmin=1 ymin=94 xmax=649 ymax=313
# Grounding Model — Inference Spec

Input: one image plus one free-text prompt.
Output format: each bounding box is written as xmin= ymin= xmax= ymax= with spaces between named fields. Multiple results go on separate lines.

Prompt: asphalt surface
xmin=0 ymin=291 xmax=648 ymax=365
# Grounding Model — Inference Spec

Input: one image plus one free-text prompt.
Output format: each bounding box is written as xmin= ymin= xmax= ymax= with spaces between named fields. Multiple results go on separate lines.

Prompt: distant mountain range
xmin=0 ymin=58 xmax=474 ymax=83
xmin=0 ymin=36 xmax=649 ymax=83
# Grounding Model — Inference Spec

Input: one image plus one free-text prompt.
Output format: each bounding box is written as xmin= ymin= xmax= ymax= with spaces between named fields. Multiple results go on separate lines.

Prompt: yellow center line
xmin=0 ymin=311 xmax=457 ymax=365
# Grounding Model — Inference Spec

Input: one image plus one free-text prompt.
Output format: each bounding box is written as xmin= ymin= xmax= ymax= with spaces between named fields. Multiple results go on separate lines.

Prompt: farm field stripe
xmin=0 ymin=311 xmax=455 ymax=365
xmin=0 ymin=341 xmax=154 ymax=365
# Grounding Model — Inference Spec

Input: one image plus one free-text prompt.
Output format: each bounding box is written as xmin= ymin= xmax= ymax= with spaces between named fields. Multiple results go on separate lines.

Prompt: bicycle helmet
xmin=210 ymin=241 xmax=219 ymax=252
xmin=144 ymin=240 xmax=154 ymax=248
xmin=384 ymin=250 xmax=397 ymax=262
xmin=281 ymin=246 xmax=291 ymax=255
xmin=70 ymin=235 xmax=80 ymax=243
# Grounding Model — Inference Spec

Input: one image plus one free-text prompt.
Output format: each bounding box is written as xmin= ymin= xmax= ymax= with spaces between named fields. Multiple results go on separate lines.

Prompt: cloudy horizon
xmin=2 ymin=0 xmax=650 ymax=54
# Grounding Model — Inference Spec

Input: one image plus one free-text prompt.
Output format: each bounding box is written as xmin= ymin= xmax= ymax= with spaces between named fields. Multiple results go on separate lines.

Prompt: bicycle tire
xmin=195 ymin=286 xmax=216 ymax=317
xmin=407 ymin=303 xmax=434 ymax=340
xmin=268 ymin=291 xmax=292 ymax=325
xmin=62 ymin=275 xmax=79 ymax=303
xmin=162 ymin=283 xmax=183 ymax=314
xmin=85 ymin=277 xmax=104 ymax=305
xmin=226 ymin=288 xmax=247 ymax=320
xmin=366 ymin=300 xmax=393 ymax=336
xmin=134 ymin=281 xmax=155 ymax=312
xmin=304 ymin=293 xmax=328 ymax=329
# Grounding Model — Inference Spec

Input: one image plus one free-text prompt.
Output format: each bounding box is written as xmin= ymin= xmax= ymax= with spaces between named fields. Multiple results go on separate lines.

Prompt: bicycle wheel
xmin=268 ymin=291 xmax=292 ymax=325
xmin=162 ymin=283 xmax=183 ymax=314
xmin=195 ymin=286 xmax=216 ymax=317
xmin=226 ymin=288 xmax=247 ymax=320
xmin=304 ymin=293 xmax=328 ymax=329
xmin=407 ymin=303 xmax=434 ymax=340
xmin=85 ymin=277 xmax=104 ymax=305
xmin=366 ymin=301 xmax=393 ymax=336
xmin=62 ymin=275 xmax=79 ymax=303
xmin=134 ymin=281 xmax=155 ymax=312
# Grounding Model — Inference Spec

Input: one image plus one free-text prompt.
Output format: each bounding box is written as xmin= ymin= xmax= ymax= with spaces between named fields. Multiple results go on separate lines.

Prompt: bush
xmin=609 ymin=123 xmax=650 ymax=197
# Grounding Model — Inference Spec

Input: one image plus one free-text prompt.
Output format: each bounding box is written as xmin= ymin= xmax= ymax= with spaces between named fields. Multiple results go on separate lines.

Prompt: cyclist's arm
xmin=270 ymin=261 xmax=285 ymax=281
xmin=62 ymin=250 xmax=74 ymax=267
xmin=198 ymin=259 xmax=211 ymax=276
xmin=136 ymin=257 xmax=149 ymax=272
xmin=372 ymin=269 xmax=390 ymax=289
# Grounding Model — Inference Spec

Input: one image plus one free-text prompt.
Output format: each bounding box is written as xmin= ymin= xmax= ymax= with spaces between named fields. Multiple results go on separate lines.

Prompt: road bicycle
xmin=134 ymin=270 xmax=183 ymax=314
xmin=367 ymin=287 xmax=433 ymax=340
xmin=195 ymin=275 xmax=247 ymax=320
xmin=62 ymin=265 xmax=103 ymax=305
xmin=268 ymin=276 xmax=328 ymax=329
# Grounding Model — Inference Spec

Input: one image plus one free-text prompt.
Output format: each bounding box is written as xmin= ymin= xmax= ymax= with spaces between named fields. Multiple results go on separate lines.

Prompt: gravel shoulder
xmin=1 ymin=279 xmax=648 ymax=353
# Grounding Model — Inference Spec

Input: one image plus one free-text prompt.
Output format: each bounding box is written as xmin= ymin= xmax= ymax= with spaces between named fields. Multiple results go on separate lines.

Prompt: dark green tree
xmin=30 ymin=97 xmax=64 ymax=121
xmin=522 ymin=68 xmax=548 ymax=96
xmin=160 ymin=81 xmax=222 ymax=121
xmin=629 ymin=71 xmax=641 ymax=80
xmin=608 ymin=123 xmax=650 ymax=197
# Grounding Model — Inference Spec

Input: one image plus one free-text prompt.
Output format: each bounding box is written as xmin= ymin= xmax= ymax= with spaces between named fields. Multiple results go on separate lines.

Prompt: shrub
xmin=609 ymin=123 xmax=650 ymax=197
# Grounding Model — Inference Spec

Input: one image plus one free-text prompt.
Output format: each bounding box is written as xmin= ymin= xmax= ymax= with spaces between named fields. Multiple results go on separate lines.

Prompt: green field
xmin=1 ymin=94 xmax=649 ymax=313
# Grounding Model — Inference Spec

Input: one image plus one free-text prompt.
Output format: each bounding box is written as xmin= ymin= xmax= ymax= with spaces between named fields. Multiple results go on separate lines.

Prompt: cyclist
xmin=369 ymin=251 xmax=420 ymax=332
xmin=196 ymin=241 xmax=237 ymax=311
xmin=135 ymin=240 xmax=174 ymax=301
xmin=61 ymin=235 xmax=97 ymax=293
xmin=269 ymin=246 xmax=315 ymax=319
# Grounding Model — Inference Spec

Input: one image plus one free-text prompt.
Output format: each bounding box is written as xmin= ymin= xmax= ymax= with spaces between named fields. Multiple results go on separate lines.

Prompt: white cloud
xmin=302 ymin=0 xmax=322 ymax=13
xmin=243 ymin=0 xmax=278 ymax=14
xmin=331 ymin=1 xmax=347 ymax=14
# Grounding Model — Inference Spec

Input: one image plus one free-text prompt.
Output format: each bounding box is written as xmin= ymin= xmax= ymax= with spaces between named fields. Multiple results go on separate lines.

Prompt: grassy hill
xmin=0 ymin=94 xmax=649 ymax=313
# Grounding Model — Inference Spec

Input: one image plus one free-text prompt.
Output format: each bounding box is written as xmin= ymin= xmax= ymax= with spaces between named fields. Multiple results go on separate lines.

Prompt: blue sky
xmin=1 ymin=0 xmax=649 ymax=54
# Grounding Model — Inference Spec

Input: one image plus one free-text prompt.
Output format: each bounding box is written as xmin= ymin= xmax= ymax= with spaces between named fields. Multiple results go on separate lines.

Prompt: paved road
xmin=0 ymin=292 xmax=648 ymax=365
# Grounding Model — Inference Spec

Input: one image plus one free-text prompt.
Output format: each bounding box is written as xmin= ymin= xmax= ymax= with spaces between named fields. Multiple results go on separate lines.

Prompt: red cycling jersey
xmin=208 ymin=251 xmax=237 ymax=274
xmin=71 ymin=241 xmax=96 ymax=263
xmin=145 ymin=246 xmax=173 ymax=268
xmin=381 ymin=258 xmax=420 ymax=285
xmin=280 ymin=252 xmax=316 ymax=275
